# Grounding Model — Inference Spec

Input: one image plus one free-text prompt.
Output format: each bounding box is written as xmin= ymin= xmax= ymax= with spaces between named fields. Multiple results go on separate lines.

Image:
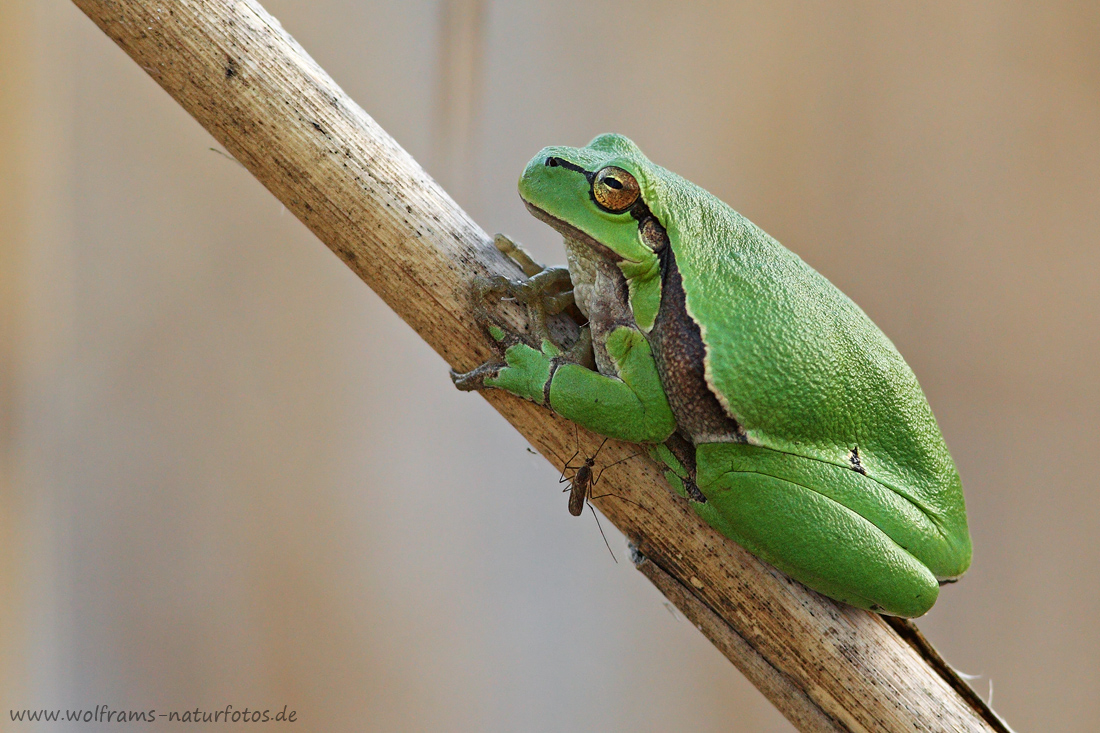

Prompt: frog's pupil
xmin=604 ymin=178 xmax=623 ymax=189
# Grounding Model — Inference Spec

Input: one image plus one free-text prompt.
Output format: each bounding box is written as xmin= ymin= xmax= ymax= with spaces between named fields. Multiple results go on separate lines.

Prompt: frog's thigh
xmin=695 ymin=459 xmax=939 ymax=618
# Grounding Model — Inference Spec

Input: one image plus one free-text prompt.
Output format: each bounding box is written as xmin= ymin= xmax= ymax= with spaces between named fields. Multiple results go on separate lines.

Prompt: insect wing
xmin=568 ymin=466 xmax=591 ymax=516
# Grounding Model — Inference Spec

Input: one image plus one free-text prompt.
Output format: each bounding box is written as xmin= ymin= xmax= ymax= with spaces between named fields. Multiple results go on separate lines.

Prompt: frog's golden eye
xmin=592 ymin=167 xmax=640 ymax=213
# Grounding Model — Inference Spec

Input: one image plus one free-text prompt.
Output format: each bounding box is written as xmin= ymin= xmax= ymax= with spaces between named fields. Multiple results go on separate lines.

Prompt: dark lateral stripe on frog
xmin=651 ymin=242 xmax=749 ymax=447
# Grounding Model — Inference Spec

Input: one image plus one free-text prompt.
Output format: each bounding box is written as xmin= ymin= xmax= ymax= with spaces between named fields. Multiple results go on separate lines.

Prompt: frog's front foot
xmin=465 ymin=247 xmax=577 ymax=357
xmin=450 ymin=362 xmax=501 ymax=392
xmin=450 ymin=322 xmax=561 ymax=404
xmin=494 ymin=233 xmax=546 ymax=277
xmin=452 ymin=255 xmax=589 ymax=399
xmin=472 ymin=268 xmax=574 ymax=344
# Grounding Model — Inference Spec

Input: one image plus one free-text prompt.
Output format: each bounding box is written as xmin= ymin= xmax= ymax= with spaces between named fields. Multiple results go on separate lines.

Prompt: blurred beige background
xmin=2 ymin=1 xmax=1098 ymax=731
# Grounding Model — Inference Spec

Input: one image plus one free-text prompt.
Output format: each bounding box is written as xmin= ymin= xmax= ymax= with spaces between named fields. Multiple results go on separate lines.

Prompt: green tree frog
xmin=454 ymin=134 xmax=971 ymax=617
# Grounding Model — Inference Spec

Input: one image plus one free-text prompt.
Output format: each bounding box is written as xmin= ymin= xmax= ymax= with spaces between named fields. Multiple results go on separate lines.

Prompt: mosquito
xmin=552 ymin=426 xmax=644 ymax=561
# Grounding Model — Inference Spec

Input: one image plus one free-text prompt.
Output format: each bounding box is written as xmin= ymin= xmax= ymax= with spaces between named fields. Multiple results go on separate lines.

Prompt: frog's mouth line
xmin=521 ymin=199 xmax=634 ymax=266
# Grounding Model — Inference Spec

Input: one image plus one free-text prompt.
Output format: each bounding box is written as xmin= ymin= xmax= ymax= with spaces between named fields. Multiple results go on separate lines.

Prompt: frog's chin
xmin=521 ymin=199 xmax=631 ymax=266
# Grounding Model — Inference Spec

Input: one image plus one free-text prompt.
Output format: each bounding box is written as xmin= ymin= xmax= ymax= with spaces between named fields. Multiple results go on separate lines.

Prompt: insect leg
xmin=558 ymin=424 xmax=583 ymax=483
xmin=592 ymin=450 xmax=644 ymax=485
xmin=587 ymin=501 xmax=618 ymax=563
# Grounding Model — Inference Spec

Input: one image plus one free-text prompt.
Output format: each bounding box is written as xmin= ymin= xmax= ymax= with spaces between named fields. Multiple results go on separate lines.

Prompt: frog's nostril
xmin=546 ymin=157 xmax=559 ymax=167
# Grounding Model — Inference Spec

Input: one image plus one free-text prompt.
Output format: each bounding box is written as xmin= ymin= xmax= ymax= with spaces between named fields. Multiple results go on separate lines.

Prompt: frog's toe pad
xmin=450 ymin=363 xmax=502 ymax=392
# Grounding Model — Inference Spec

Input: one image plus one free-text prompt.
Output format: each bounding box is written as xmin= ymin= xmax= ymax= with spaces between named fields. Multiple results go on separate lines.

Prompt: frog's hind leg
xmin=694 ymin=447 xmax=940 ymax=618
